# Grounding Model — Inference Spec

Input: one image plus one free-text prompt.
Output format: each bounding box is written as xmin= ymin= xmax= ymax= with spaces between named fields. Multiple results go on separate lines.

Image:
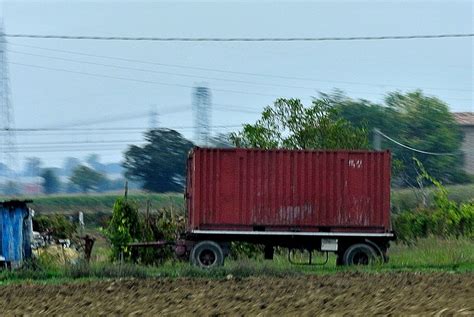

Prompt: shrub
xmin=83 ymin=211 xmax=111 ymax=228
xmin=137 ymin=206 xmax=185 ymax=265
xmin=229 ymin=242 xmax=264 ymax=260
xmin=33 ymin=214 xmax=77 ymax=239
xmin=103 ymin=196 xmax=186 ymax=264
xmin=103 ymin=197 xmax=141 ymax=260
xmin=393 ymin=159 xmax=474 ymax=243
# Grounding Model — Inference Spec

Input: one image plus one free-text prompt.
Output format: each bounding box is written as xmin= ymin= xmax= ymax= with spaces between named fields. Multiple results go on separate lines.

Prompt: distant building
xmin=453 ymin=112 xmax=474 ymax=175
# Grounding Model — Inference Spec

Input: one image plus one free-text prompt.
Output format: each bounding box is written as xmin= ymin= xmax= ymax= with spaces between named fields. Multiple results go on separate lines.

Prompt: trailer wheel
xmin=342 ymin=243 xmax=377 ymax=265
xmin=191 ymin=240 xmax=224 ymax=268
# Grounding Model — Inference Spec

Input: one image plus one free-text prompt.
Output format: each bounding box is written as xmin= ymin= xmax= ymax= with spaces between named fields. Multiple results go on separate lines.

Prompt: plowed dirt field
xmin=1 ymin=272 xmax=472 ymax=315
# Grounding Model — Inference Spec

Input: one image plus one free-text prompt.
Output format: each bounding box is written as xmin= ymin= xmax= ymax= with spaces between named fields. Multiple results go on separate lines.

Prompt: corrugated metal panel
xmin=0 ymin=201 xmax=31 ymax=264
xmin=187 ymin=148 xmax=391 ymax=233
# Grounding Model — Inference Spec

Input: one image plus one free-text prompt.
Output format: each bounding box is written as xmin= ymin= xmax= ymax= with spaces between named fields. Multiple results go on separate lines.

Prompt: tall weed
xmin=393 ymin=159 xmax=474 ymax=243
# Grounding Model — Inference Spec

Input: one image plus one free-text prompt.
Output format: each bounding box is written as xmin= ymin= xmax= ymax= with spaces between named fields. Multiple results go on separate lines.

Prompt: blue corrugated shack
xmin=0 ymin=200 xmax=33 ymax=268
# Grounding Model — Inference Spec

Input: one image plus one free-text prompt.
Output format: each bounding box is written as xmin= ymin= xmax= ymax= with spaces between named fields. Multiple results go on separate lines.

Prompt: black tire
xmin=190 ymin=240 xmax=224 ymax=268
xmin=342 ymin=243 xmax=377 ymax=266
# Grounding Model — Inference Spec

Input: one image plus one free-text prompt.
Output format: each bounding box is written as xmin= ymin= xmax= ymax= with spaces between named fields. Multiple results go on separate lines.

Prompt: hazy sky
xmin=1 ymin=0 xmax=473 ymax=168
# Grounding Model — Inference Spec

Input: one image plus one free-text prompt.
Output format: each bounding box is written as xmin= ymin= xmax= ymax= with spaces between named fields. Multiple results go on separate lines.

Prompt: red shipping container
xmin=186 ymin=148 xmax=391 ymax=234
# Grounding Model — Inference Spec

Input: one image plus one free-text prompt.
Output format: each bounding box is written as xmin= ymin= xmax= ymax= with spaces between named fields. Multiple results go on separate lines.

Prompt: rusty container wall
xmin=187 ymin=148 xmax=391 ymax=233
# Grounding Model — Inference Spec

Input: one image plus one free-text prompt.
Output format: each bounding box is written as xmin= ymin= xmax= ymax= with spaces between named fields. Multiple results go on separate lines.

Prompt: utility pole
xmin=192 ymin=86 xmax=211 ymax=146
xmin=373 ymin=128 xmax=382 ymax=151
xmin=0 ymin=20 xmax=17 ymax=182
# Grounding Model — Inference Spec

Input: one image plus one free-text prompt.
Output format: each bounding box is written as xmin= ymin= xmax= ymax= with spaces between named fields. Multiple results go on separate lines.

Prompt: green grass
xmin=9 ymin=183 xmax=474 ymax=216
xmin=0 ymin=191 xmax=184 ymax=214
xmin=387 ymin=238 xmax=474 ymax=270
xmin=28 ymin=192 xmax=183 ymax=214
xmin=391 ymin=183 xmax=474 ymax=211
xmin=269 ymin=237 xmax=474 ymax=273
xmin=14 ymin=192 xmax=184 ymax=227
xmin=1 ymin=237 xmax=472 ymax=285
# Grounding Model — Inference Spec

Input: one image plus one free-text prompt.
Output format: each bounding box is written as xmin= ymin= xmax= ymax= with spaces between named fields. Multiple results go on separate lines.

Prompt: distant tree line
xmin=37 ymin=155 xmax=129 ymax=195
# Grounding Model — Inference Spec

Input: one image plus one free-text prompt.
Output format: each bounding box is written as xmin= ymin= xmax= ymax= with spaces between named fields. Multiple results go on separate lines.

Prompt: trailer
xmin=131 ymin=147 xmax=395 ymax=267
xmin=173 ymin=147 xmax=395 ymax=267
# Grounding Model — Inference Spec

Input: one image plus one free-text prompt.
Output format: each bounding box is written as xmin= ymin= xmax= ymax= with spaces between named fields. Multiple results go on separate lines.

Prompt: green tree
xmin=41 ymin=168 xmax=60 ymax=194
xmin=385 ymin=91 xmax=464 ymax=184
xmin=230 ymin=97 xmax=369 ymax=150
xmin=332 ymin=90 xmax=466 ymax=185
xmin=330 ymin=98 xmax=400 ymax=141
xmin=69 ymin=165 xmax=106 ymax=193
xmin=104 ymin=197 xmax=140 ymax=260
xmin=123 ymin=129 xmax=194 ymax=192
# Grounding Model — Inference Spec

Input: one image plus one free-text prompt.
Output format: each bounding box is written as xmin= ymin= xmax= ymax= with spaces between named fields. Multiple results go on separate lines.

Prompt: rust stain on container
xmin=186 ymin=148 xmax=391 ymax=233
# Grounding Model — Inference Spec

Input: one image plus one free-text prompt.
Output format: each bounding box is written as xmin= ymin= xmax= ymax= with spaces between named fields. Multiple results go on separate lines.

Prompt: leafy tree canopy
xmin=230 ymin=97 xmax=369 ymax=150
xmin=69 ymin=165 xmax=106 ymax=193
xmin=104 ymin=197 xmax=140 ymax=260
xmin=123 ymin=129 xmax=194 ymax=192
xmin=41 ymin=168 xmax=60 ymax=194
xmin=331 ymin=90 xmax=466 ymax=185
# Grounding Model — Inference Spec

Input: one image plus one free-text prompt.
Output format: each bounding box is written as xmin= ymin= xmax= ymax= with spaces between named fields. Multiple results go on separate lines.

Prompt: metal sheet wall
xmin=187 ymin=148 xmax=391 ymax=233
xmin=0 ymin=203 xmax=31 ymax=264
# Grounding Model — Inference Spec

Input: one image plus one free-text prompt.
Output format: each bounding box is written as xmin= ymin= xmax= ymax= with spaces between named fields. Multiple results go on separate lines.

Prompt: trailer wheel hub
xmin=190 ymin=240 xmax=225 ymax=268
xmin=199 ymin=250 xmax=216 ymax=266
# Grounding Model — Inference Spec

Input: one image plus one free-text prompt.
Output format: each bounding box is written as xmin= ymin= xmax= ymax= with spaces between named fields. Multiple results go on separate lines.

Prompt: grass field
xmin=27 ymin=192 xmax=183 ymax=214
xmin=391 ymin=183 xmax=474 ymax=212
xmin=1 ymin=237 xmax=472 ymax=285
xmin=13 ymin=183 xmax=472 ymax=217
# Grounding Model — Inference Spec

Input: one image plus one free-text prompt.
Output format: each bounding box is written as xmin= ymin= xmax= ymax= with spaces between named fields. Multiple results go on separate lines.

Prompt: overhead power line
xmin=9 ymin=49 xmax=323 ymax=91
xmin=6 ymin=42 xmax=471 ymax=94
xmin=2 ymin=124 xmax=243 ymax=132
xmin=10 ymin=147 xmax=132 ymax=153
xmin=374 ymin=129 xmax=458 ymax=156
xmin=2 ymin=33 xmax=473 ymax=42
xmin=9 ymin=61 xmax=280 ymax=97
xmin=7 ymin=49 xmax=362 ymax=93
xmin=46 ymin=106 xmax=190 ymax=129
xmin=15 ymin=139 xmax=145 ymax=146
xmin=10 ymin=49 xmax=472 ymax=99
xmin=4 ymin=102 xmax=256 ymax=131
xmin=31 ymin=104 xmax=256 ymax=130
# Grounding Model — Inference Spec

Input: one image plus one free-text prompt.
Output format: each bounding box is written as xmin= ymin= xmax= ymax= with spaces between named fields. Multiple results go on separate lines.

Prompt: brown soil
xmin=1 ymin=273 xmax=473 ymax=316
